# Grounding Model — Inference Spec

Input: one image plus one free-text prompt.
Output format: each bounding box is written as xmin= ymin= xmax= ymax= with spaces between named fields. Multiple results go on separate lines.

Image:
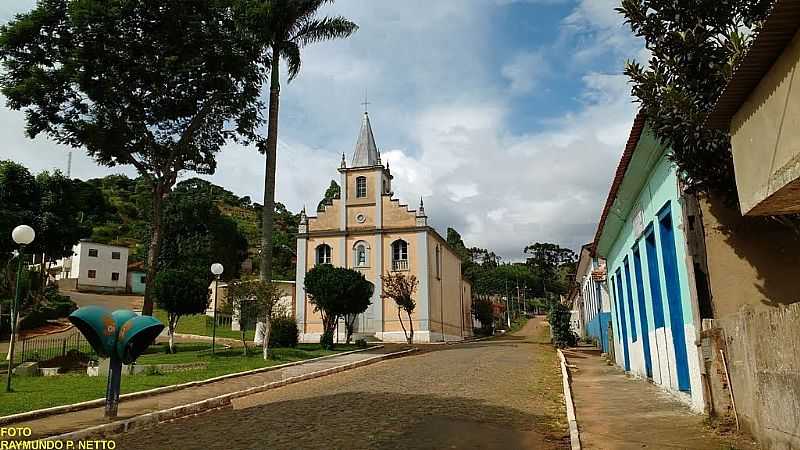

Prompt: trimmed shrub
xmin=268 ymin=316 xmax=299 ymax=348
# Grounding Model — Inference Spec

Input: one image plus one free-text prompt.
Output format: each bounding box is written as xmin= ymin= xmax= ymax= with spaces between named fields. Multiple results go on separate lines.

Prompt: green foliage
xmin=317 ymin=180 xmax=341 ymax=212
xmin=0 ymin=161 xmax=90 ymax=296
xmin=471 ymin=296 xmax=495 ymax=334
xmin=304 ymin=264 xmax=373 ymax=348
xmin=16 ymin=286 xmax=77 ymax=330
xmin=0 ymin=0 xmax=266 ymax=315
xmin=268 ymin=315 xmax=299 ymax=348
xmin=154 ymin=268 xmax=211 ymax=352
xmin=355 ymin=338 xmax=367 ymax=349
xmin=548 ymin=302 xmax=577 ymax=349
xmin=153 ymin=180 xmax=249 ymax=280
xmin=617 ymin=0 xmax=772 ymax=200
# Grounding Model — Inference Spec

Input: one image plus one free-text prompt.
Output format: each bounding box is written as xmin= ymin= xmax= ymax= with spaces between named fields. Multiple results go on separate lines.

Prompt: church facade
xmin=294 ymin=111 xmax=473 ymax=343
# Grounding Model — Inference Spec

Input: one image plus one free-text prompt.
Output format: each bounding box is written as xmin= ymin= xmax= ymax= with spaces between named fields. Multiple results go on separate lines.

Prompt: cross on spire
xmin=361 ymin=90 xmax=370 ymax=113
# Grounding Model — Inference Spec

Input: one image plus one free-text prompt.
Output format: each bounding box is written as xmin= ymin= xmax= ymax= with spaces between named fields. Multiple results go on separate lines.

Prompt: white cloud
xmin=501 ymin=50 xmax=550 ymax=94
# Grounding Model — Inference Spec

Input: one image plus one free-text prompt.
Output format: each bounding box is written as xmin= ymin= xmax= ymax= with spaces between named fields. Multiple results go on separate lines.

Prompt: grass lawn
xmin=152 ymin=309 xmax=256 ymax=341
xmin=0 ymin=342 xmax=357 ymax=417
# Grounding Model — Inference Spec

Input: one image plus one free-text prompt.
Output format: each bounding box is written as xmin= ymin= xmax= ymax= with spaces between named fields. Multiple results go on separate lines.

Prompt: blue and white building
xmin=575 ymin=244 xmax=612 ymax=354
xmin=593 ymin=114 xmax=705 ymax=411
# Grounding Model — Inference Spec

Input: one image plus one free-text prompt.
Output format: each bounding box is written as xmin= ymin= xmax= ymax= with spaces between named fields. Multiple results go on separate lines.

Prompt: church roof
xmin=351 ymin=112 xmax=380 ymax=167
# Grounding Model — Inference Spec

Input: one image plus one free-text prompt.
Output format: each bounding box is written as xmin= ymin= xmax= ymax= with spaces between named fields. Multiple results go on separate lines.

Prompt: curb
xmin=558 ymin=349 xmax=581 ymax=450
xmin=45 ymin=347 xmax=416 ymax=441
xmin=0 ymin=345 xmax=383 ymax=426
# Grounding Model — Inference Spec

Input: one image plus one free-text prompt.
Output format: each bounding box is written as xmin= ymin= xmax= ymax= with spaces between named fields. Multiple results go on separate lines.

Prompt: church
xmin=294 ymin=110 xmax=473 ymax=343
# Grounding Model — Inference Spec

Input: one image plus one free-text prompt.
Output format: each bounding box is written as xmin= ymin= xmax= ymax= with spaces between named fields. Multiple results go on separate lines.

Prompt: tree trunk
xmin=260 ymin=50 xmax=281 ymax=283
xmin=241 ymin=328 xmax=248 ymax=357
xmin=407 ymin=310 xmax=414 ymax=344
xmin=262 ymin=321 xmax=271 ymax=360
xmin=143 ymin=183 xmax=165 ymax=316
xmin=397 ymin=307 xmax=409 ymax=344
xmin=168 ymin=315 xmax=178 ymax=354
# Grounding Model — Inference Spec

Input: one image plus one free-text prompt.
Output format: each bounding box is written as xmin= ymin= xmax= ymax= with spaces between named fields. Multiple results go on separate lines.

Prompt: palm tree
xmin=241 ymin=0 xmax=358 ymax=282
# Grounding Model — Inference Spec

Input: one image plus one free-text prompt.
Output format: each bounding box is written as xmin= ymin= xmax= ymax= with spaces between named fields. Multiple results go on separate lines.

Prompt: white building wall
xmin=70 ymin=241 xmax=129 ymax=292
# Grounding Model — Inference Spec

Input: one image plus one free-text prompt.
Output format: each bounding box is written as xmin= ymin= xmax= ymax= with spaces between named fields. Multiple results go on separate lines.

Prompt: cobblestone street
xmin=112 ymin=318 xmax=568 ymax=450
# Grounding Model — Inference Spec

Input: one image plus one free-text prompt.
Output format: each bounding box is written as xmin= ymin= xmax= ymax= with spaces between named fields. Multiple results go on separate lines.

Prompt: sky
xmin=0 ymin=0 xmax=647 ymax=261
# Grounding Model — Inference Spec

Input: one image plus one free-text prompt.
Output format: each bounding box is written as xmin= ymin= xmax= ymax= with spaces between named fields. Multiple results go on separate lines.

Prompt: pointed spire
xmin=340 ymin=153 xmax=346 ymax=169
xmin=417 ymin=197 xmax=426 ymax=217
xmin=351 ymin=111 xmax=380 ymax=167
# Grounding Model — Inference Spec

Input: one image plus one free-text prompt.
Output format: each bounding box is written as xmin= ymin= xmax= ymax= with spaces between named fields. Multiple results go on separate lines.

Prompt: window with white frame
xmin=88 ymin=248 xmax=98 ymax=257
xmin=111 ymin=272 xmax=120 ymax=281
xmin=111 ymin=251 xmax=121 ymax=260
xmin=391 ymin=240 xmax=408 ymax=271
xmin=356 ymin=176 xmax=367 ymax=198
xmin=316 ymin=244 xmax=332 ymax=265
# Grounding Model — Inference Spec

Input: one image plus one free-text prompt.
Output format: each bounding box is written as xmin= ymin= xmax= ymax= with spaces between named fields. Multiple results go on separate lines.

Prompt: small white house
xmin=68 ymin=240 xmax=129 ymax=293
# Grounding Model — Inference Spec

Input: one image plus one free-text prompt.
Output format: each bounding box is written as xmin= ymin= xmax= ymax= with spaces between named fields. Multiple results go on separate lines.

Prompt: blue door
xmin=613 ymin=270 xmax=630 ymax=371
xmin=632 ymin=247 xmax=653 ymax=378
xmin=658 ymin=206 xmax=691 ymax=392
xmin=623 ymin=257 xmax=637 ymax=342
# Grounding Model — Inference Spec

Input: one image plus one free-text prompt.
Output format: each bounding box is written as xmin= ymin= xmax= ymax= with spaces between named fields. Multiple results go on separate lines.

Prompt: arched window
xmin=353 ymin=241 xmax=370 ymax=267
xmin=316 ymin=244 xmax=332 ymax=265
xmin=356 ymin=176 xmax=367 ymax=198
xmin=391 ymin=239 xmax=408 ymax=271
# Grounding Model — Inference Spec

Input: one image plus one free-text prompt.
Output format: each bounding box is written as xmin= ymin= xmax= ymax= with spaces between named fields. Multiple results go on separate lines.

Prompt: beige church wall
xmin=427 ymin=233 xmax=468 ymax=337
xmin=381 ymin=231 xmax=423 ymax=332
xmin=309 ymin=199 xmax=341 ymax=231
xmin=346 ymin=169 xmax=379 ymax=203
xmin=306 ymin=236 xmax=346 ymax=266
xmin=347 ymin=206 xmax=375 ymax=229
xmin=462 ymin=280 xmax=473 ymax=337
xmin=382 ymin=197 xmax=417 ymax=227
xmin=730 ymin=29 xmax=800 ymax=215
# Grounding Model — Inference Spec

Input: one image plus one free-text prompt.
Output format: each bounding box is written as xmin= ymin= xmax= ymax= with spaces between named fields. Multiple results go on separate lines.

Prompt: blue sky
xmin=0 ymin=0 xmax=646 ymax=260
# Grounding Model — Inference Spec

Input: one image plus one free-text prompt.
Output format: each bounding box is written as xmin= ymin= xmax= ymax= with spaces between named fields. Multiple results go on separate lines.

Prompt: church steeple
xmin=351 ymin=112 xmax=380 ymax=167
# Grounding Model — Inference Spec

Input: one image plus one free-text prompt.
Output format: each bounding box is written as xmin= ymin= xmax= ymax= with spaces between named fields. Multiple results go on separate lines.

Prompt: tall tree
xmin=617 ymin=0 xmax=771 ymax=200
xmin=0 ymin=0 xmax=264 ymax=315
xmin=238 ymin=0 xmax=357 ymax=282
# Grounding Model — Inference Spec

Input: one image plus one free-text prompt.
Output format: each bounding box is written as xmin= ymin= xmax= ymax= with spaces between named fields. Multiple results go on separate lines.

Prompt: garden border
xmin=0 ymin=344 xmax=384 ymax=426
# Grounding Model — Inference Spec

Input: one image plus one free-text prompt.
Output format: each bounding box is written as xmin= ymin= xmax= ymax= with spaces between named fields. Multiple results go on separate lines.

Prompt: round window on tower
xmin=356 ymin=213 xmax=366 ymax=223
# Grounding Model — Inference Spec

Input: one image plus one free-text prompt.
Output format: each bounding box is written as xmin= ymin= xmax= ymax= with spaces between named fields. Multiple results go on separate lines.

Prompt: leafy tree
xmin=617 ymin=0 xmax=771 ymax=200
xmin=317 ymin=180 xmax=341 ymax=212
xmin=154 ymin=269 xmax=211 ymax=353
xmin=340 ymin=270 xmax=373 ymax=344
xmin=524 ymin=243 xmax=576 ymax=296
xmin=226 ymin=279 xmax=284 ymax=358
xmin=303 ymin=264 xmax=371 ymax=349
xmin=381 ymin=272 xmax=418 ymax=344
xmin=154 ymin=181 xmax=249 ymax=280
xmin=471 ymin=297 xmax=495 ymax=335
xmin=237 ymin=0 xmax=357 ymax=283
xmin=0 ymin=0 xmax=264 ymax=315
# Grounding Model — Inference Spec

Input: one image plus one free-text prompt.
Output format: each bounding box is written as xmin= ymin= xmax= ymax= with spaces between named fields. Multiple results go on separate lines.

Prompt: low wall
xmin=702 ymin=303 xmax=800 ymax=450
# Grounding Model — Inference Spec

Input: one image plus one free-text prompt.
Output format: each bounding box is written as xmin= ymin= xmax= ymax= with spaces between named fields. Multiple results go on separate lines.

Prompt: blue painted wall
xmin=129 ymin=270 xmax=146 ymax=294
xmin=586 ymin=312 xmax=612 ymax=353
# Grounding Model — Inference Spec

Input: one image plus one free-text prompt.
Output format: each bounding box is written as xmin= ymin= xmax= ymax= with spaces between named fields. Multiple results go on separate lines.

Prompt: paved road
xmin=113 ymin=319 xmax=568 ymax=450
xmin=61 ymin=290 xmax=143 ymax=311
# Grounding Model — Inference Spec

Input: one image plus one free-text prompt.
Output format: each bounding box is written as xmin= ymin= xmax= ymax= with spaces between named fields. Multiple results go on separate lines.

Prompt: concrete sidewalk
xmin=4 ymin=346 xmax=399 ymax=439
xmin=564 ymin=347 xmax=758 ymax=450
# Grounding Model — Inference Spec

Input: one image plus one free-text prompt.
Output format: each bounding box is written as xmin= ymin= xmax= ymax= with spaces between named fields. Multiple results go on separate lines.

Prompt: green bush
xmin=320 ymin=330 xmax=334 ymax=350
xmin=547 ymin=302 xmax=577 ymax=348
xmin=268 ymin=316 xmax=298 ymax=348
xmin=355 ymin=338 xmax=367 ymax=349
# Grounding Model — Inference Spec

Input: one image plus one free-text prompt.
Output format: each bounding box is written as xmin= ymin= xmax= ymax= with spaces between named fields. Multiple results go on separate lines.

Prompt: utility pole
xmin=523 ymin=282 xmax=527 ymax=316
xmin=504 ymin=280 xmax=511 ymax=328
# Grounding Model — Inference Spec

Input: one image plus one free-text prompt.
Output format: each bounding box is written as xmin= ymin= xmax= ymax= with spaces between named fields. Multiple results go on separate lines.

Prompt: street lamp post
xmin=6 ymin=225 xmax=35 ymax=393
xmin=210 ymin=263 xmax=224 ymax=355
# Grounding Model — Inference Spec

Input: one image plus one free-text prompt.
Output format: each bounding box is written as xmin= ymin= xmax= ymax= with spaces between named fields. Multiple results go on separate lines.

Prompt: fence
xmin=17 ymin=331 xmax=97 ymax=364
xmin=206 ymin=313 xmax=233 ymax=329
